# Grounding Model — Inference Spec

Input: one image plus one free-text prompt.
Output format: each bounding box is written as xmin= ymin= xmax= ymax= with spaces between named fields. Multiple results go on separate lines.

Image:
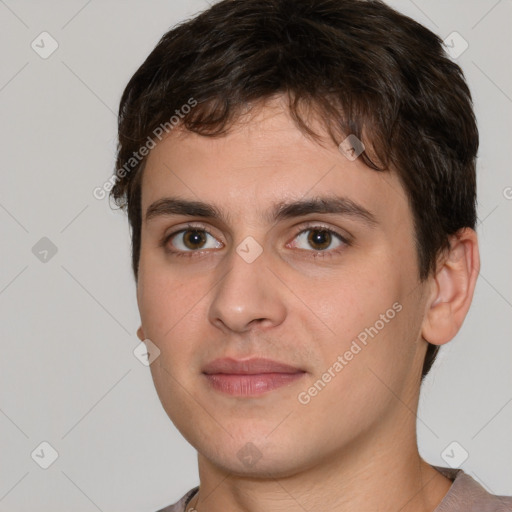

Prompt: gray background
xmin=0 ymin=0 xmax=510 ymax=511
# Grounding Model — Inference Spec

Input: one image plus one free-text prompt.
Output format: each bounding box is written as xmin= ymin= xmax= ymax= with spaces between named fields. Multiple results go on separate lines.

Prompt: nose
xmin=208 ymin=244 xmax=287 ymax=333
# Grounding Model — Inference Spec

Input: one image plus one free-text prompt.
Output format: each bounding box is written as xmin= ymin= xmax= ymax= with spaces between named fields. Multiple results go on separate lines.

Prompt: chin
xmin=211 ymin=453 xmax=310 ymax=479
xmin=195 ymin=433 xmax=314 ymax=479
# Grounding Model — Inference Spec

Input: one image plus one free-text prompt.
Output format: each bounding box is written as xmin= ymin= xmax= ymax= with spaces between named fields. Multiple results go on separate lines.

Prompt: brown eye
xmin=166 ymin=227 xmax=223 ymax=253
xmin=290 ymin=227 xmax=347 ymax=253
xmin=182 ymin=230 xmax=208 ymax=250
xmin=307 ymin=229 xmax=332 ymax=250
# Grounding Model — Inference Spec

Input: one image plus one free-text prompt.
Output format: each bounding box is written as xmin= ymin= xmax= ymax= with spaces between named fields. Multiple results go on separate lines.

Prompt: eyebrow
xmin=145 ymin=195 xmax=377 ymax=227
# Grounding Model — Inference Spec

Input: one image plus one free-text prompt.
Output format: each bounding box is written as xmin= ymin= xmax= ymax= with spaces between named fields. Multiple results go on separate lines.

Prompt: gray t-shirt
xmin=156 ymin=466 xmax=512 ymax=511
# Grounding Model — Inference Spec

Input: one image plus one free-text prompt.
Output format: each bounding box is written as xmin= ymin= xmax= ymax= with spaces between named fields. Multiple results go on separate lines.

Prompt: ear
xmin=422 ymin=228 xmax=480 ymax=345
xmin=136 ymin=326 xmax=146 ymax=341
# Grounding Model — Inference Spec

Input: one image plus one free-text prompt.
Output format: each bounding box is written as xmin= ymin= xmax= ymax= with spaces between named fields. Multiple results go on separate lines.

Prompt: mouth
xmin=202 ymin=357 xmax=306 ymax=397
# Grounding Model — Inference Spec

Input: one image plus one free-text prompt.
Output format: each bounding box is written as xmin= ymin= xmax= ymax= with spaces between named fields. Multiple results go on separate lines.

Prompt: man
xmin=110 ymin=0 xmax=512 ymax=510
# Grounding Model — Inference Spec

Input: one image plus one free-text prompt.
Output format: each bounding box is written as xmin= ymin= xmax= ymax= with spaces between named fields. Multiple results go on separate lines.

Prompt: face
xmin=136 ymin=97 xmax=431 ymax=477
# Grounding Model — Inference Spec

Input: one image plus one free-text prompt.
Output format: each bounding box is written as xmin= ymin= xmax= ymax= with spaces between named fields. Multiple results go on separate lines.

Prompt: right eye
xmin=164 ymin=226 xmax=223 ymax=254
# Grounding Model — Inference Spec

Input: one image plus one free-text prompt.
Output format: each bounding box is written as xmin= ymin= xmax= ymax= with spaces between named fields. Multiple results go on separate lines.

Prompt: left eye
xmin=290 ymin=228 xmax=346 ymax=251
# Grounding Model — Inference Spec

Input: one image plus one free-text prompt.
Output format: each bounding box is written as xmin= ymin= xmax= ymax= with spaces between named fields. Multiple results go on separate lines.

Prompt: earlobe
xmin=422 ymin=228 xmax=480 ymax=346
xmin=136 ymin=326 xmax=146 ymax=341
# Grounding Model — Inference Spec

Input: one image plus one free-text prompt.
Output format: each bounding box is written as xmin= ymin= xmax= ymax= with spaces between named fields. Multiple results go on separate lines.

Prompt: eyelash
xmin=159 ymin=223 xmax=351 ymax=259
xmin=159 ymin=224 xmax=217 ymax=259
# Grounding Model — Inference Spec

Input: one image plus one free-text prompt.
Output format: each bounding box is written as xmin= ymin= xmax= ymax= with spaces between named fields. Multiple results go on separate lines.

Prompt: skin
xmin=135 ymin=95 xmax=479 ymax=512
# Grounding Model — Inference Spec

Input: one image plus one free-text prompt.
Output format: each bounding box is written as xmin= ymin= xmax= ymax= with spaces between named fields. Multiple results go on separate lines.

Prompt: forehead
xmin=139 ymin=101 xmax=409 ymax=227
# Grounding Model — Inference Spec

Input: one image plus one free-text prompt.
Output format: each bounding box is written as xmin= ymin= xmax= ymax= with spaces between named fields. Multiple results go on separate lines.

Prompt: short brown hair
xmin=110 ymin=0 xmax=478 ymax=379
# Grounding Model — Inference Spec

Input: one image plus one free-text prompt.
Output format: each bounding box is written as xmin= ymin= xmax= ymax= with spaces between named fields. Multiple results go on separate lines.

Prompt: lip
xmin=202 ymin=357 xmax=303 ymax=375
xmin=202 ymin=358 xmax=306 ymax=397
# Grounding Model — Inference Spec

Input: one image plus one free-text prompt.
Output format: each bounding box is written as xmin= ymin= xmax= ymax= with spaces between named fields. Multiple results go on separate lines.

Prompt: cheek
xmin=294 ymin=295 xmax=415 ymax=439
xmin=293 ymin=265 xmax=413 ymax=391
xmin=137 ymin=269 xmax=190 ymax=376
xmin=138 ymin=270 xmax=207 ymax=416
xmin=137 ymin=249 xmax=195 ymax=335
xmin=137 ymin=277 xmax=172 ymax=337
xmin=137 ymin=262 xmax=221 ymax=380
xmin=292 ymin=265 xmax=400 ymax=346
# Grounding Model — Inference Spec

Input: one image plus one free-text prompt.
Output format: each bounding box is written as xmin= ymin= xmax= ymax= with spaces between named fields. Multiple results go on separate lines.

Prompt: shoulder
xmin=433 ymin=466 xmax=512 ymax=512
xmin=154 ymin=487 xmax=199 ymax=512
